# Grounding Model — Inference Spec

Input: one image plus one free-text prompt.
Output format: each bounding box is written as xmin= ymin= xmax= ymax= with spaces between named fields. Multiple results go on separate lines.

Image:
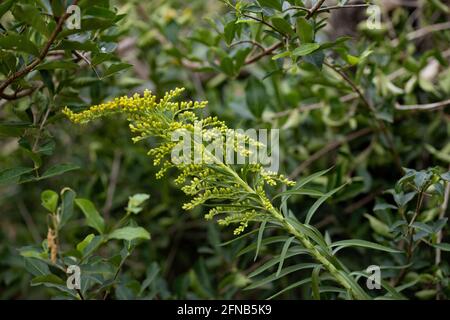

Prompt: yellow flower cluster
xmin=63 ymin=87 xmax=295 ymax=235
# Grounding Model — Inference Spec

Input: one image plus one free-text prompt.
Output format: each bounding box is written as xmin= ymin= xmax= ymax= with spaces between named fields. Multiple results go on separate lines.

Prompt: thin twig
xmin=32 ymin=104 xmax=52 ymax=152
xmin=103 ymin=254 xmax=129 ymax=300
xmin=283 ymin=6 xmax=310 ymax=13
xmin=72 ymin=50 xmax=101 ymax=79
xmin=391 ymin=22 xmax=450 ymax=46
xmin=0 ymin=85 xmax=43 ymax=100
xmin=230 ymin=40 xmax=265 ymax=52
xmin=271 ymin=93 xmax=357 ymax=118
xmin=244 ymin=41 xmax=284 ymax=65
xmin=395 ymin=99 xmax=450 ymax=111
xmin=317 ymin=4 xmax=370 ymax=13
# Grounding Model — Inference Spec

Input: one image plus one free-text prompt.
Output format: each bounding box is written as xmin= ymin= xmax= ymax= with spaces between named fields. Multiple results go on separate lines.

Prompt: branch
xmin=391 ymin=22 xmax=450 ymax=46
xmin=0 ymin=0 xmax=79 ymax=101
xmin=305 ymin=0 xmax=327 ymax=19
xmin=395 ymin=99 xmax=450 ymax=111
xmin=317 ymin=3 xmax=369 ymax=13
xmin=230 ymin=40 xmax=265 ymax=52
xmin=244 ymin=41 xmax=284 ymax=65
xmin=0 ymin=85 xmax=43 ymax=100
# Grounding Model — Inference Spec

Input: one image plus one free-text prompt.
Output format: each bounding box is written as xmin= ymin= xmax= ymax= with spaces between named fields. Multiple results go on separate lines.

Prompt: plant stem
xmin=214 ymin=153 xmax=369 ymax=299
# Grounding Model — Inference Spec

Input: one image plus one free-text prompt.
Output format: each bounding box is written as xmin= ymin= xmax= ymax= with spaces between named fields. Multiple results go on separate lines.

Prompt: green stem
xmin=215 ymin=157 xmax=369 ymax=299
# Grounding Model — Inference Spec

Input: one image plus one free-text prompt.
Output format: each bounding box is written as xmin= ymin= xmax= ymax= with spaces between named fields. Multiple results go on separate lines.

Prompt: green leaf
xmin=0 ymin=167 xmax=34 ymax=185
xmin=432 ymin=243 xmax=450 ymax=251
xmin=139 ymin=263 xmax=160 ymax=295
xmin=271 ymin=17 xmax=294 ymax=35
xmin=268 ymin=278 xmax=312 ymax=299
xmin=219 ymin=57 xmax=234 ymax=76
xmin=0 ymin=0 xmax=14 ymax=19
xmin=0 ymin=34 xmax=40 ymax=56
xmin=274 ymin=188 xmax=324 ymax=199
xmin=237 ymin=236 xmax=288 ymax=256
xmin=36 ymin=60 xmax=79 ymax=70
xmin=80 ymin=235 xmax=103 ymax=258
xmin=246 ymin=77 xmax=267 ymax=118
xmin=292 ymin=43 xmax=320 ymax=57
xmin=415 ymin=289 xmax=437 ymax=300
xmin=31 ymin=274 xmax=77 ymax=296
xmin=364 ymin=214 xmax=393 ymax=238
xmin=414 ymin=171 xmax=432 ymax=190
xmin=12 ymin=4 xmax=51 ymax=37
xmin=75 ymin=199 xmax=105 ymax=234
xmin=223 ymin=20 xmax=236 ymax=45
xmin=276 ymin=236 xmax=295 ymax=277
xmin=31 ymin=274 xmax=65 ymax=286
xmin=296 ymin=17 xmax=314 ymax=43
xmin=60 ymin=188 xmax=76 ymax=228
xmin=305 ymin=182 xmax=348 ymax=224
xmin=248 ymin=247 xmax=309 ymax=278
xmin=102 ymin=63 xmax=132 ymax=79
xmin=246 ymin=263 xmax=316 ymax=290
xmin=254 ymin=220 xmax=267 ymax=261
xmin=85 ymin=6 xmax=117 ymax=19
xmin=23 ymin=257 xmax=50 ymax=276
xmin=40 ymin=163 xmax=80 ymax=180
xmin=331 ymin=239 xmax=401 ymax=254
xmin=76 ymin=234 xmax=95 ymax=253
xmin=296 ymin=167 xmax=334 ymax=189
xmin=55 ymin=40 xmax=98 ymax=52
xmin=272 ymin=51 xmax=291 ymax=60
xmin=108 ymin=226 xmax=151 ymax=241
xmin=311 ymin=266 xmax=321 ymax=300
xmin=373 ymin=202 xmax=398 ymax=211
xmin=41 ymin=190 xmax=59 ymax=213
xmin=127 ymin=193 xmax=150 ymax=214
xmin=258 ymin=0 xmax=282 ymax=11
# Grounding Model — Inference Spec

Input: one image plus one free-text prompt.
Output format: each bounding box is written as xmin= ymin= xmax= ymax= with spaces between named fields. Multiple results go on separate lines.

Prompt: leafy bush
xmin=1 ymin=0 xmax=449 ymax=300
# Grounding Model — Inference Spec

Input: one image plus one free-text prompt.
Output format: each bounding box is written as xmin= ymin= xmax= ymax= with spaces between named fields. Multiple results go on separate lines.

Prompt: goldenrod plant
xmin=62 ymin=87 xmax=423 ymax=299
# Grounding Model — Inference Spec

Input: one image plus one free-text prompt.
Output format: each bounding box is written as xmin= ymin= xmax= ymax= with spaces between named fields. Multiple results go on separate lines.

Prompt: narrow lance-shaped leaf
xmin=254 ymin=220 xmax=267 ymax=261
xmin=276 ymin=236 xmax=295 ymax=277
xmin=331 ymin=239 xmax=402 ymax=254
xmin=305 ymin=182 xmax=349 ymax=224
